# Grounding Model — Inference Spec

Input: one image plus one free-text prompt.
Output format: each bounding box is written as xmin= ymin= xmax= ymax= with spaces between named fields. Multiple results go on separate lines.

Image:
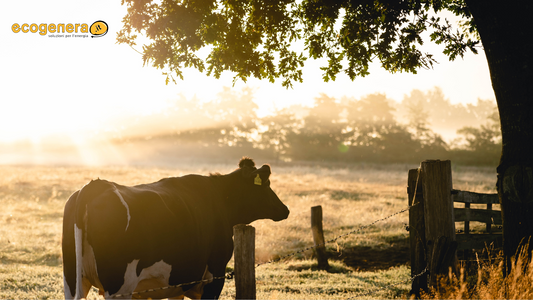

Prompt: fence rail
xmin=453 ymin=208 xmax=501 ymax=225
xmin=451 ymin=190 xmax=499 ymax=204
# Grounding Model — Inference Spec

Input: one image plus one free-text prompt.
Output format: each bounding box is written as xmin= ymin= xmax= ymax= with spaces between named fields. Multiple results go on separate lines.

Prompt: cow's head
xmin=227 ymin=157 xmax=289 ymax=224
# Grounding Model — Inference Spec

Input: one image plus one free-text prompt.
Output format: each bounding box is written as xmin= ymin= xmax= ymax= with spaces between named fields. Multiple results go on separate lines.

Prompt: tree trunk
xmin=465 ymin=0 xmax=533 ymax=276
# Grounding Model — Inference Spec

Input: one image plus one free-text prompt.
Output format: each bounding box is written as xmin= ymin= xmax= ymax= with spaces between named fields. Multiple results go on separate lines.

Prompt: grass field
xmin=0 ymin=161 xmax=497 ymax=299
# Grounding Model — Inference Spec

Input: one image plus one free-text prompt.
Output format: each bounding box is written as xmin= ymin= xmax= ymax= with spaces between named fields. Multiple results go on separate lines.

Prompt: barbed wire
xmin=253 ymin=168 xmax=423 ymax=299
xmin=106 ymin=204 xmax=416 ymax=299
xmin=109 ymin=272 xmax=234 ymax=299
xmin=255 ymin=204 xmax=417 ymax=268
xmin=255 ymin=168 xmax=422 ymax=268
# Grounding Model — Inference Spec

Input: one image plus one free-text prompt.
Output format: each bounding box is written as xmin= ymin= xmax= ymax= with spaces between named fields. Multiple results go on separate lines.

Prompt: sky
xmin=0 ymin=0 xmax=496 ymax=144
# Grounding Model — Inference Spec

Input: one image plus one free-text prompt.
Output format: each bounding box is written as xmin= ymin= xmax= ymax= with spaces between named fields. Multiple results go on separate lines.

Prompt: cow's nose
xmin=275 ymin=206 xmax=290 ymax=221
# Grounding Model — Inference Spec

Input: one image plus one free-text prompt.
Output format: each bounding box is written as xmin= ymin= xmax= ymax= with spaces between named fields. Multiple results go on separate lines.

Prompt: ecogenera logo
xmin=11 ymin=20 xmax=108 ymax=38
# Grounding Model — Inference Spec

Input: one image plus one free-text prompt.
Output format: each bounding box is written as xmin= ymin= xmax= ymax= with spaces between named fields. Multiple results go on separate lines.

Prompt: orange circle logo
xmin=90 ymin=21 xmax=108 ymax=38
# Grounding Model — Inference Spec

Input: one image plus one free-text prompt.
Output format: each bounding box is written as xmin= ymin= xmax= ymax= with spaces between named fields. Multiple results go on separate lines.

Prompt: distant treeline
xmin=117 ymin=86 xmax=501 ymax=166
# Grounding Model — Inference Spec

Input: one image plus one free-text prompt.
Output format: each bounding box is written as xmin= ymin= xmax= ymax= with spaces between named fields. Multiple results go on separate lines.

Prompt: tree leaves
xmin=117 ymin=0 xmax=480 ymax=87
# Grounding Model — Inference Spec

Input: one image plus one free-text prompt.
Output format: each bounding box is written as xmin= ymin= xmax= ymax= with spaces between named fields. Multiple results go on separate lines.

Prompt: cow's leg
xmin=64 ymin=277 xmax=91 ymax=300
xmin=63 ymin=249 xmax=77 ymax=299
xmin=63 ymin=274 xmax=74 ymax=299
xmin=64 ymin=275 xmax=91 ymax=300
xmin=200 ymin=265 xmax=226 ymax=300
xmin=182 ymin=266 xmax=214 ymax=299
xmin=200 ymin=278 xmax=225 ymax=300
xmin=80 ymin=277 xmax=92 ymax=299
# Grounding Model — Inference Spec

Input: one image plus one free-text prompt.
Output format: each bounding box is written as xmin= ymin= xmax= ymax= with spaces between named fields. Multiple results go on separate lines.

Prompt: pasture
xmin=0 ymin=162 xmax=497 ymax=299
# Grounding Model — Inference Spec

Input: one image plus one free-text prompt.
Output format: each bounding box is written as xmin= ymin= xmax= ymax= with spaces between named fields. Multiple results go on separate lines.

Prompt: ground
xmin=0 ymin=162 xmax=497 ymax=299
xmin=338 ymin=237 xmax=410 ymax=272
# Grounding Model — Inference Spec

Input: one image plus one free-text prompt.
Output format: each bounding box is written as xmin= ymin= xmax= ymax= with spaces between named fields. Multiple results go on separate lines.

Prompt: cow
xmin=62 ymin=157 xmax=289 ymax=299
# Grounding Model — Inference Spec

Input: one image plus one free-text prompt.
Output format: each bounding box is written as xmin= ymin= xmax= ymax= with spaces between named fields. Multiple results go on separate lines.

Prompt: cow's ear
xmin=251 ymin=165 xmax=271 ymax=186
xmin=258 ymin=165 xmax=271 ymax=178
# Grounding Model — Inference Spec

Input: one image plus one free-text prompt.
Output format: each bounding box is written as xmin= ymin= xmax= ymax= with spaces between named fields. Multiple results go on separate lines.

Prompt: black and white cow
xmin=62 ymin=157 xmax=289 ymax=299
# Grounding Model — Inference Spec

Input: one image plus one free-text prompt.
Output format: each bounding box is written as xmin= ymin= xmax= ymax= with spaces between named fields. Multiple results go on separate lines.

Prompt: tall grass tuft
xmin=422 ymin=247 xmax=533 ymax=299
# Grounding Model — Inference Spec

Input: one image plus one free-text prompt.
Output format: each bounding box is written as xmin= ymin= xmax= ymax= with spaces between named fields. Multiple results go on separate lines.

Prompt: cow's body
xmin=62 ymin=158 xmax=289 ymax=299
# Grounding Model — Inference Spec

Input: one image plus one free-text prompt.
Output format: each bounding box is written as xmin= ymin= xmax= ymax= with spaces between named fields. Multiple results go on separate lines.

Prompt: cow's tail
xmin=74 ymin=179 xmax=114 ymax=299
xmin=74 ymin=213 xmax=83 ymax=299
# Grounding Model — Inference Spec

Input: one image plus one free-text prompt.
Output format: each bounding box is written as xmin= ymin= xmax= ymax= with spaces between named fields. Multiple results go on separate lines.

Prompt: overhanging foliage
xmin=117 ymin=0 xmax=479 ymax=87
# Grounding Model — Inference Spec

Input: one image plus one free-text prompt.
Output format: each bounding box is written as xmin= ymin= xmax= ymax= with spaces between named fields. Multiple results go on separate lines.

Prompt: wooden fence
xmin=408 ymin=160 xmax=501 ymax=294
xmin=234 ymin=224 xmax=256 ymax=299
xmin=233 ymin=160 xmax=501 ymax=298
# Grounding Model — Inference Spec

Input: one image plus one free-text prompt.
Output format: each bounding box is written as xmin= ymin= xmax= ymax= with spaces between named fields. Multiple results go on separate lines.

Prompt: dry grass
xmin=0 ymin=161 xmax=498 ymax=299
xmin=421 ymin=247 xmax=533 ymax=300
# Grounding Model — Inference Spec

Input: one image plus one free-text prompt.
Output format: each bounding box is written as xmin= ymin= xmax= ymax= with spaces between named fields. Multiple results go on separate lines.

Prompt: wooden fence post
xmin=420 ymin=160 xmax=457 ymax=287
xmin=311 ymin=206 xmax=330 ymax=270
xmin=234 ymin=224 xmax=256 ymax=300
xmin=407 ymin=168 xmax=427 ymax=296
